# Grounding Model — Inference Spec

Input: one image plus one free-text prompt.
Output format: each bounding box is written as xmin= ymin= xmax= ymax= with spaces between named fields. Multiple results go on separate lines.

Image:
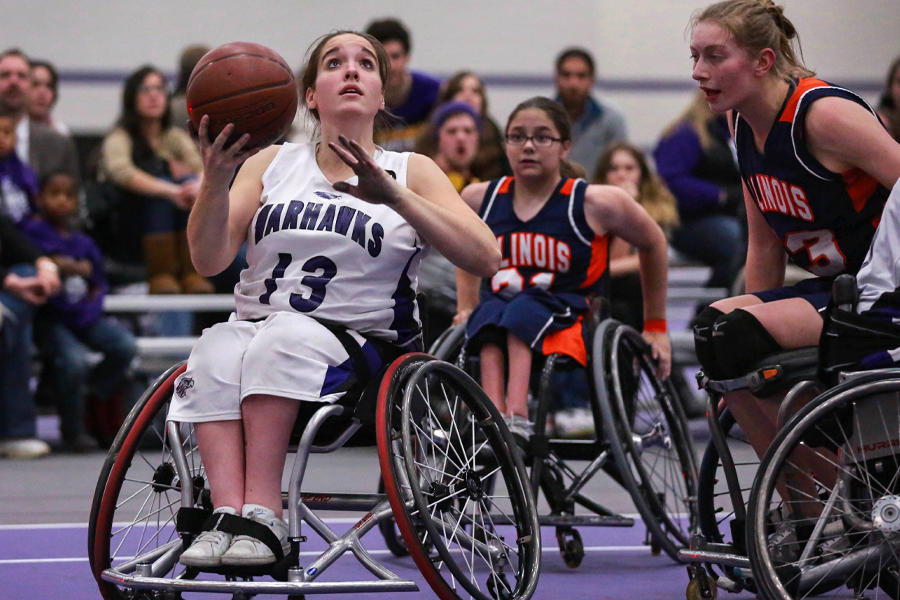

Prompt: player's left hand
xmin=328 ymin=135 xmax=402 ymax=206
xmin=642 ymin=330 xmax=672 ymax=380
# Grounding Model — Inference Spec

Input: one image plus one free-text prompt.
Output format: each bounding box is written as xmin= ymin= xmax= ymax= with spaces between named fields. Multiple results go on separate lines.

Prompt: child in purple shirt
xmin=21 ymin=172 xmax=136 ymax=451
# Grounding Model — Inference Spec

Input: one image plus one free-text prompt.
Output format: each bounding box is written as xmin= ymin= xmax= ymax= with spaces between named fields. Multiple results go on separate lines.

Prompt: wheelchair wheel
xmin=88 ymin=362 xmax=208 ymax=600
xmin=747 ymin=371 xmax=900 ymax=600
xmin=377 ymin=355 xmax=541 ymax=600
xmin=696 ymin=408 xmax=759 ymax=593
xmin=593 ymin=320 xmax=698 ymax=562
xmin=429 ymin=323 xmax=467 ymax=363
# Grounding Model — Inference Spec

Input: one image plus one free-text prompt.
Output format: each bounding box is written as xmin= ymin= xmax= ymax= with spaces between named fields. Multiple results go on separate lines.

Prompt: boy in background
xmin=21 ymin=172 xmax=136 ymax=451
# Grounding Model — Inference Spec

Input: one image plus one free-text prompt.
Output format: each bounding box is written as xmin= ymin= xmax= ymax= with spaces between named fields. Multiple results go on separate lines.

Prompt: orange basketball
xmin=186 ymin=42 xmax=299 ymax=150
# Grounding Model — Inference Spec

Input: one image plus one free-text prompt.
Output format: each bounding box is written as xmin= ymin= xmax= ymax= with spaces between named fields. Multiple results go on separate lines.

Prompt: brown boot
xmin=178 ymin=232 xmax=215 ymax=294
xmin=142 ymin=232 xmax=182 ymax=294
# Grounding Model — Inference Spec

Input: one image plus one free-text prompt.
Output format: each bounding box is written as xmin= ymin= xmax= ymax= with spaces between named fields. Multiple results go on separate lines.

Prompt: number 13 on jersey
xmin=259 ymin=253 xmax=338 ymax=312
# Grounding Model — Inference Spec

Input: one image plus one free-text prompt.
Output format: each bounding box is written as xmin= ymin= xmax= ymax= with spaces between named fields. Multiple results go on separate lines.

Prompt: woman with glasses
xmin=98 ymin=65 xmax=212 ymax=294
xmin=455 ymin=96 xmax=671 ymax=434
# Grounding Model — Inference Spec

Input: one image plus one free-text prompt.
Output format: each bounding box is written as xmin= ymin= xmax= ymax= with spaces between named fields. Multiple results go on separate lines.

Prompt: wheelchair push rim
xmin=747 ymin=372 xmax=900 ymax=600
xmin=593 ymin=320 xmax=698 ymax=561
xmin=377 ymin=355 xmax=541 ymax=600
xmin=88 ymin=361 xmax=208 ymax=600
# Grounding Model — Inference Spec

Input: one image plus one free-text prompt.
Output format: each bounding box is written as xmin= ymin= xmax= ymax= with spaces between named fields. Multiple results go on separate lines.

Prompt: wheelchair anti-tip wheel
xmin=88 ymin=362 xmax=208 ymax=600
xmin=593 ymin=320 xmax=699 ymax=562
xmin=747 ymin=370 xmax=900 ymax=600
xmin=377 ymin=354 xmax=541 ymax=600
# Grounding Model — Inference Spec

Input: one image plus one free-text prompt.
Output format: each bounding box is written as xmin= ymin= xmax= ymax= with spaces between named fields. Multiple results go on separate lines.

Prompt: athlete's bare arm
xmin=805 ymin=96 xmax=900 ymax=188
xmin=584 ymin=184 xmax=672 ymax=376
xmin=187 ymin=118 xmax=278 ymax=276
xmin=328 ymin=137 xmax=500 ymax=278
xmin=742 ymin=179 xmax=788 ymax=293
xmin=453 ymin=181 xmax=492 ymax=323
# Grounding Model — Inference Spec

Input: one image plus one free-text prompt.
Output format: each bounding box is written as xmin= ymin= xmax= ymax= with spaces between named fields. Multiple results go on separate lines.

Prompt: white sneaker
xmin=0 ymin=438 xmax=51 ymax=459
xmin=554 ymin=407 xmax=596 ymax=439
xmin=503 ymin=415 xmax=535 ymax=441
xmin=179 ymin=507 xmax=238 ymax=567
xmin=221 ymin=505 xmax=290 ymax=566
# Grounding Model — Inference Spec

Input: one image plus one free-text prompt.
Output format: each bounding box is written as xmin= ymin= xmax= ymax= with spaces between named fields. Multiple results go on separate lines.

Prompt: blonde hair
xmin=661 ymin=90 xmax=717 ymax=149
xmin=690 ymin=0 xmax=814 ymax=82
xmin=593 ymin=142 xmax=680 ymax=233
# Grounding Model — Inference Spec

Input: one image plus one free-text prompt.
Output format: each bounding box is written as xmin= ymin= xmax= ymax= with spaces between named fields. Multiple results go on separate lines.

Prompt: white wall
xmin=4 ymin=0 xmax=898 ymax=146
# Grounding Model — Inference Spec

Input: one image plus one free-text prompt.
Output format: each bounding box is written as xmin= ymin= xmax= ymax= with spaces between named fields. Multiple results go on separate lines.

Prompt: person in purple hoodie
xmin=21 ymin=171 xmax=136 ymax=451
xmin=0 ymin=108 xmax=39 ymax=223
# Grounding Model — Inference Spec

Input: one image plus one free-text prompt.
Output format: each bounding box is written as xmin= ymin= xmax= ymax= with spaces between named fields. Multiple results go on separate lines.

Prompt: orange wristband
xmin=643 ymin=319 xmax=667 ymax=333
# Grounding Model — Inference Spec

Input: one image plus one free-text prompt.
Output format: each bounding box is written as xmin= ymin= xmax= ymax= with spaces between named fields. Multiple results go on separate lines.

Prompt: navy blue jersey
xmin=734 ymin=77 xmax=889 ymax=277
xmin=478 ymin=176 xmax=609 ymax=305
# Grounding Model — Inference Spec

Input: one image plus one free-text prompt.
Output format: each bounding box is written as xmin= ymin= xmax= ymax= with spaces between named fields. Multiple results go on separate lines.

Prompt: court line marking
xmin=0 ymin=513 xmax=696 ymax=531
xmin=0 ymin=545 xmax=653 ymax=565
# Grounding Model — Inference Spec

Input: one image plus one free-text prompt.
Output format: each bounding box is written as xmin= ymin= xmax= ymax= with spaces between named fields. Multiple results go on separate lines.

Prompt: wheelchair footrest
xmin=101 ymin=569 xmax=420 ymax=595
xmin=538 ymin=514 xmax=634 ymax=527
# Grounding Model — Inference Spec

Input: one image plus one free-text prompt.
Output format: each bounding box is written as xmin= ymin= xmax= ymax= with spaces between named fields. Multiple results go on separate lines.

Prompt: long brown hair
xmin=690 ymin=0 xmax=814 ymax=82
xmin=594 ymin=142 xmax=680 ymax=232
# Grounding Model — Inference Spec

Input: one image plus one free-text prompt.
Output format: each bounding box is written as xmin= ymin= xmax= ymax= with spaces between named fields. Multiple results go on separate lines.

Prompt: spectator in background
xmin=877 ymin=55 xmax=900 ymax=143
xmin=21 ymin=172 xmax=136 ymax=452
xmin=98 ymin=65 xmax=212 ymax=295
xmin=594 ymin=142 xmax=679 ymax=331
xmin=28 ymin=60 xmax=69 ymax=136
xmin=365 ymin=17 xmax=441 ymax=151
xmin=554 ymin=47 xmax=628 ymax=176
xmin=0 ymin=105 xmax=39 ymax=223
xmin=654 ymin=89 xmax=745 ymax=291
xmin=170 ymin=44 xmax=211 ymax=133
xmin=416 ymin=101 xmax=483 ymax=345
xmin=0 ymin=213 xmax=60 ymax=459
xmin=429 ymin=71 xmax=508 ymax=180
xmin=0 ymin=49 xmax=79 ymax=184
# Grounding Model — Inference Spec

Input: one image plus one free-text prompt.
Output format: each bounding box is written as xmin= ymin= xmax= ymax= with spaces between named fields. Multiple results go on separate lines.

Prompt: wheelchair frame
xmin=682 ymin=355 xmax=900 ymax=600
xmin=89 ymin=353 xmax=542 ymax=600
xmin=428 ymin=318 xmax=699 ymax=566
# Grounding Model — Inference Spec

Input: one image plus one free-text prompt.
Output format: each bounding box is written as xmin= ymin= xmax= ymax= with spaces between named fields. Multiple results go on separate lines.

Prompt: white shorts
xmin=167 ymin=312 xmax=378 ymax=423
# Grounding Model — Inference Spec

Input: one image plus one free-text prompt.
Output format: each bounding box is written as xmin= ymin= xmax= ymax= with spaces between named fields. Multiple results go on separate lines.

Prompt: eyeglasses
xmin=138 ymin=84 xmax=168 ymax=94
xmin=504 ymin=133 xmax=563 ymax=147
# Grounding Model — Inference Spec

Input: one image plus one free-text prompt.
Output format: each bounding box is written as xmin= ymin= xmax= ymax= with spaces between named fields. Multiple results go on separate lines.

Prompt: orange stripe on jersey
xmin=580 ymin=234 xmax=609 ymax=289
xmin=498 ymin=177 xmax=514 ymax=194
xmin=779 ymin=78 xmax=828 ymax=123
xmin=541 ymin=318 xmax=587 ymax=365
xmin=559 ymin=178 xmax=575 ymax=195
xmin=842 ymin=168 xmax=880 ymax=213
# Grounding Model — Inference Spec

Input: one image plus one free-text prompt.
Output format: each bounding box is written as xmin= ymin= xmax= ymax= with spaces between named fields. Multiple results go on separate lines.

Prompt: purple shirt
xmin=0 ymin=152 xmax=39 ymax=223
xmin=19 ymin=217 xmax=107 ymax=331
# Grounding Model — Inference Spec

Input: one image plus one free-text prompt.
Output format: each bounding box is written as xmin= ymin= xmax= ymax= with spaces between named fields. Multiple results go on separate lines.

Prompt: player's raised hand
xmin=328 ymin=135 xmax=402 ymax=206
xmin=191 ymin=115 xmax=259 ymax=183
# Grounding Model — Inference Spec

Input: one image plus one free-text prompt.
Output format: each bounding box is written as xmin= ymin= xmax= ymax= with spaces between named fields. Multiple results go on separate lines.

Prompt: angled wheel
xmin=696 ymin=408 xmax=760 ymax=593
xmin=88 ymin=362 xmax=208 ymax=600
xmin=593 ymin=320 xmax=698 ymax=562
xmin=747 ymin=371 xmax=900 ymax=600
xmin=377 ymin=355 xmax=541 ymax=600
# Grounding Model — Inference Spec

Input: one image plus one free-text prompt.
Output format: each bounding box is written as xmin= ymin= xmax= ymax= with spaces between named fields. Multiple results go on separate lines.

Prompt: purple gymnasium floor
xmin=1 ymin=520 xmax=755 ymax=600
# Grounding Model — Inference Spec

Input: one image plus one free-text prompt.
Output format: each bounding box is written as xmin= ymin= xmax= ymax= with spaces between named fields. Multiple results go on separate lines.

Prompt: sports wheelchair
xmin=415 ymin=312 xmax=699 ymax=567
xmin=88 ymin=352 xmax=542 ymax=600
xmin=681 ymin=275 xmax=900 ymax=600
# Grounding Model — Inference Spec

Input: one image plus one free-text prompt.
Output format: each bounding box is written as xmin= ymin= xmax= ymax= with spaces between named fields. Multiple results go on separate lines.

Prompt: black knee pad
xmin=693 ymin=306 xmax=726 ymax=379
xmin=711 ymin=309 xmax=782 ymax=379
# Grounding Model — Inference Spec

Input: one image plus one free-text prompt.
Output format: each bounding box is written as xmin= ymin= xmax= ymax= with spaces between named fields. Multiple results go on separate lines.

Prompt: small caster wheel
xmin=556 ymin=527 xmax=584 ymax=569
xmin=651 ymin=536 xmax=662 ymax=556
xmin=487 ymin=571 xmax=513 ymax=600
xmin=686 ymin=565 xmax=717 ymax=600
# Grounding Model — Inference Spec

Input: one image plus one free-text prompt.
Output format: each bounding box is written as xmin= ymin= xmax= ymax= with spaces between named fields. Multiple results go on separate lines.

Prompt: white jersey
xmin=234 ymin=142 xmax=423 ymax=347
xmin=856 ymin=178 xmax=900 ymax=319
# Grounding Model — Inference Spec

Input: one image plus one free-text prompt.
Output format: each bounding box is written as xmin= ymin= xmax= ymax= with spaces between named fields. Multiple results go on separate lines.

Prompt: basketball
xmin=186 ymin=42 xmax=299 ymax=150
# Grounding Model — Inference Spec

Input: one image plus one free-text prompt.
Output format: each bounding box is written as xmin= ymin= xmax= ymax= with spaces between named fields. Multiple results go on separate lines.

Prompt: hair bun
xmin=762 ymin=1 xmax=796 ymax=38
